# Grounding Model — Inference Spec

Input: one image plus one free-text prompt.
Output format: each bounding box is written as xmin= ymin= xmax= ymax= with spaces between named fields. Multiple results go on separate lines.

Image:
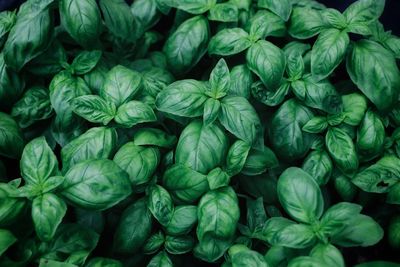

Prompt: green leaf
xmin=100 ymin=65 xmax=142 ymax=107
xmin=131 ymin=0 xmax=162 ymax=31
xmin=70 ymin=50 xmax=102 ymax=75
xmin=310 ymin=244 xmax=345 ymax=267
xmin=62 ymin=159 xmax=132 ymax=210
xmin=320 ymin=202 xmax=362 ymax=237
xmin=325 ymin=127 xmax=359 ymax=175
xmin=302 ymin=116 xmax=328 ymax=134
xmin=175 ymin=120 xmax=228 ymax=174
xmin=219 ymin=96 xmax=262 ymax=147
xmin=0 ymin=229 xmax=16 ymax=256
xmin=321 ymin=8 xmax=347 ymax=29
xmin=356 ymin=110 xmax=385 ymax=162
xmin=71 ymin=95 xmax=116 ymax=125
xmin=148 ymin=251 xmax=173 ymax=267
xmin=0 ymin=112 xmax=24 ymax=159
xmin=203 ymin=98 xmax=221 ymax=126
xmin=278 ymin=167 xmax=324 ymax=223
xmin=0 ymin=11 xmax=16 ymax=40
xmin=208 ymin=3 xmax=238 ymax=22
xmin=113 ymin=198 xmax=152 ymax=254
xmin=0 ymin=53 xmax=24 ymax=110
xmin=171 ymin=0 xmax=215 ymax=14
xmin=228 ymin=244 xmax=269 ymax=267
xmin=273 ymin=224 xmax=316 ymax=249
xmin=156 ymin=79 xmax=208 ymax=117
xmin=288 ymin=7 xmax=325 ymax=39
xmin=165 ymin=235 xmax=195 ymax=254
xmin=32 ymin=193 xmax=67 ymax=241
xmin=225 ymin=140 xmax=251 ymax=177
xmin=342 ymin=93 xmax=368 ymax=126
xmin=343 ymin=0 xmax=385 ymax=25
xmin=258 ymin=0 xmax=292 ymax=21
xmin=162 ymin=164 xmax=209 ymax=204
xmin=11 ymin=86 xmax=53 ymax=128
xmin=242 ymin=146 xmax=279 ymax=176
xmin=246 ymin=40 xmax=286 ymax=90
xmin=302 ymin=150 xmax=333 ymax=185
xmin=133 ymin=128 xmax=177 ymax=149
xmin=311 ymin=29 xmax=349 ymax=81
xmin=269 ymin=99 xmax=314 ymax=161
xmin=248 ymin=10 xmax=286 ymax=40
xmin=21 ymin=137 xmax=58 ymax=185
xmin=147 ymin=185 xmax=174 ymax=226
xmin=114 ymin=142 xmax=160 ymax=188
xmin=347 ymin=40 xmax=400 ymax=111
xmin=99 ymin=0 xmax=139 ymax=42
xmin=165 ymin=205 xmax=197 ymax=235
xmin=85 ymin=258 xmax=123 ymax=267
xmin=61 ymin=127 xmax=117 ymax=172
xmin=208 ymin=59 xmax=230 ymax=98
xmin=208 ymin=28 xmax=251 ymax=56
xmin=143 ymin=231 xmax=164 ymax=254
xmin=229 ymin=65 xmax=253 ymax=99
xmin=331 ymin=214 xmax=384 ymax=247
xmin=206 ymin=167 xmax=231 ymax=190
xmin=115 ymin=100 xmax=157 ymax=127
xmin=352 ymin=156 xmax=400 ymax=193
xmin=3 ymin=0 xmax=53 ymax=71
xmin=60 ymin=0 xmax=102 ymax=48
xmin=163 ymin=16 xmax=209 ymax=75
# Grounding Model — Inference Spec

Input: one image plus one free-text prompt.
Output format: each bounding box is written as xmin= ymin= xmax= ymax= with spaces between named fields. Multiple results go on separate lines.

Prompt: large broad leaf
xmin=60 ymin=0 xmax=102 ymax=48
xmin=311 ymin=29 xmax=349 ymax=81
xmin=3 ymin=0 xmax=54 ymax=71
xmin=343 ymin=0 xmax=385 ymax=25
xmin=163 ymin=16 xmax=209 ymax=75
xmin=162 ymin=164 xmax=209 ymax=204
xmin=208 ymin=28 xmax=251 ymax=56
xmin=147 ymin=185 xmax=174 ymax=226
xmin=258 ymin=0 xmax=292 ymax=21
xmin=100 ymin=65 xmax=142 ymax=107
xmin=247 ymin=10 xmax=286 ymax=40
xmin=288 ymin=7 xmax=325 ymax=39
xmin=0 ymin=53 xmax=24 ymax=110
xmin=352 ymin=156 xmax=400 ymax=193
xmin=155 ymin=79 xmax=208 ymax=117
xmin=71 ymin=95 xmax=116 ymax=125
xmin=0 ymin=112 xmax=24 ymax=159
xmin=325 ymin=127 xmax=359 ymax=176
xmin=62 ymin=159 xmax=132 ymax=210
xmin=246 ymin=40 xmax=286 ymax=90
xmin=113 ymin=198 xmax=152 ymax=254
xmin=61 ymin=127 xmax=117 ymax=172
xmin=113 ymin=142 xmax=160 ymax=188
xmin=170 ymin=0 xmax=216 ymax=14
xmin=99 ymin=0 xmax=139 ymax=42
xmin=347 ymin=40 xmax=400 ymax=111
xmin=269 ymin=99 xmax=314 ymax=161
xmin=20 ymin=137 xmax=58 ymax=185
xmin=277 ymin=167 xmax=324 ymax=223
xmin=219 ymin=96 xmax=263 ymax=148
xmin=114 ymin=100 xmax=157 ymax=127
xmin=32 ymin=193 xmax=67 ymax=242
xmin=175 ymin=120 xmax=228 ymax=174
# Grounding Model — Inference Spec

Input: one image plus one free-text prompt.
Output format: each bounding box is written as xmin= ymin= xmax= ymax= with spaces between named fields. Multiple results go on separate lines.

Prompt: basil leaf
xmin=165 ymin=235 xmax=195 ymax=255
xmin=147 ymin=185 xmax=174 ymax=226
xmin=59 ymin=0 xmax=102 ymax=48
xmin=148 ymin=251 xmax=173 ymax=267
xmin=32 ymin=193 xmax=67 ymax=241
xmin=165 ymin=205 xmax=197 ymax=235
xmin=163 ymin=16 xmax=209 ymax=75
xmin=175 ymin=120 xmax=228 ymax=174
xmin=208 ymin=58 xmax=230 ymax=98
xmin=114 ymin=142 xmax=160 ymax=188
xmin=0 ymin=112 xmax=24 ymax=159
xmin=131 ymin=0 xmax=161 ymax=31
xmin=208 ymin=28 xmax=251 ymax=56
xmin=302 ymin=150 xmax=333 ymax=185
xmin=208 ymin=3 xmax=238 ymax=22
xmin=203 ymin=98 xmax=221 ymax=126
xmin=72 ymin=95 xmax=116 ymax=125
xmin=219 ymin=96 xmax=263 ymax=147
xmin=246 ymin=40 xmax=286 ymax=90
xmin=0 ymin=11 xmax=16 ymax=40
xmin=70 ymin=50 xmax=102 ymax=75
xmin=0 ymin=53 xmax=24 ymax=110
xmin=343 ymin=0 xmax=384 ymax=25
xmin=114 ymin=100 xmax=157 ymax=128
xmin=247 ymin=10 xmax=286 ymax=40
xmin=311 ymin=29 xmax=349 ymax=81
xmin=278 ymin=167 xmax=324 ymax=223
xmin=171 ymin=0 xmax=215 ymax=14
xmin=272 ymin=224 xmax=316 ymax=249
xmin=113 ymin=198 xmax=152 ymax=254
xmin=155 ymin=79 xmax=208 ymax=117
xmin=3 ymin=0 xmax=53 ymax=70
xmin=258 ymin=0 xmax=292 ymax=21
xmin=347 ymin=40 xmax=400 ymax=111
xmin=229 ymin=65 xmax=253 ymax=98
xmin=225 ymin=140 xmax=251 ymax=176
xmin=11 ymin=86 xmax=53 ymax=129
xmin=100 ymin=65 xmax=142 ymax=107
xmin=325 ymin=127 xmax=359 ymax=175
xmin=269 ymin=99 xmax=314 ymax=161
xmin=61 ymin=127 xmax=117 ymax=172
xmin=62 ymin=159 xmax=132 ymax=210
xmin=0 ymin=229 xmax=16 ymax=256
xmin=288 ymin=7 xmax=325 ymax=39
xmin=99 ymin=0 xmax=139 ymax=42
xmin=133 ymin=128 xmax=177 ymax=149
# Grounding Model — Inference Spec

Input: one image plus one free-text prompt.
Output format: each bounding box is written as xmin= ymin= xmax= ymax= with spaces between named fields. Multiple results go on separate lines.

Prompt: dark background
xmin=0 ymin=0 xmax=399 ymax=35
